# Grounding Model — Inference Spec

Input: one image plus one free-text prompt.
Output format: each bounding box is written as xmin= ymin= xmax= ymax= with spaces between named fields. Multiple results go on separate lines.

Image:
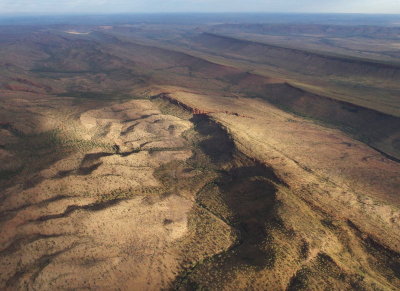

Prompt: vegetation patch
xmin=1 ymin=129 xmax=113 ymax=189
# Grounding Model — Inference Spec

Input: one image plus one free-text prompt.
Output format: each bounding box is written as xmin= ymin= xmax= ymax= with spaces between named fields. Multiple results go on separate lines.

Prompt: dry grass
xmin=0 ymin=25 xmax=399 ymax=290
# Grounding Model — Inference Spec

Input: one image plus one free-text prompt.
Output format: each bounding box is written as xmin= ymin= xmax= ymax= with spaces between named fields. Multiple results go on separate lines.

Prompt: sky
xmin=0 ymin=0 xmax=399 ymax=15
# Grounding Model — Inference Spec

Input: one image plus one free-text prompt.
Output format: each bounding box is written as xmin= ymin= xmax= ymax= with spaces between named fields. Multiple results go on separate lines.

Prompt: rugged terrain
xmin=0 ymin=20 xmax=399 ymax=290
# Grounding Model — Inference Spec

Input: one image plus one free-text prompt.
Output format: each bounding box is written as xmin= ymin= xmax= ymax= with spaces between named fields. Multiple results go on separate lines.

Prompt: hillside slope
xmin=0 ymin=25 xmax=399 ymax=290
xmin=193 ymin=33 xmax=400 ymax=82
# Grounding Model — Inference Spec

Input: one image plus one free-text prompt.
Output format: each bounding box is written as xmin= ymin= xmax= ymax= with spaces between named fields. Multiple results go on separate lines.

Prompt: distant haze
xmin=0 ymin=0 xmax=399 ymax=15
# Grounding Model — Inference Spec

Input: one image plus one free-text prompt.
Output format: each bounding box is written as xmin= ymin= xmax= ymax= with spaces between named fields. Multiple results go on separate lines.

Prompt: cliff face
xmin=149 ymin=89 xmax=400 ymax=290
xmin=210 ymin=23 xmax=400 ymax=39
xmin=194 ymin=33 xmax=400 ymax=81
xmin=254 ymin=82 xmax=400 ymax=160
xmin=179 ymin=32 xmax=400 ymax=160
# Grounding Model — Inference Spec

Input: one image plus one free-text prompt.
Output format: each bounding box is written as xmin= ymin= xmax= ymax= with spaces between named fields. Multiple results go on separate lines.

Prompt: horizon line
xmin=1 ymin=12 xmax=400 ymax=17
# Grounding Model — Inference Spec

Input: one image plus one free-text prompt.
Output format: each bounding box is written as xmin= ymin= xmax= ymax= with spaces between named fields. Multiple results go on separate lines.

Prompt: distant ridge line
xmin=202 ymin=32 xmax=400 ymax=69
